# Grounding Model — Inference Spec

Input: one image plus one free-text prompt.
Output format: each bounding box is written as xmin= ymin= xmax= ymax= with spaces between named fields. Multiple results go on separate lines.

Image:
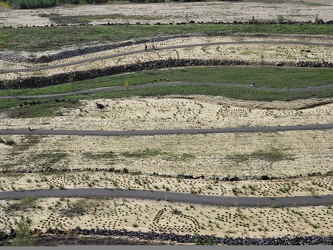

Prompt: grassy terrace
xmin=1 ymin=23 xmax=333 ymax=51
xmin=1 ymin=66 xmax=333 ymax=117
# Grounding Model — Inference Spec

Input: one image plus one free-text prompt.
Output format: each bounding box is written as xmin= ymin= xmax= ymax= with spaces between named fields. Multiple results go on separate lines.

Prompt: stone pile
xmin=26 ymin=228 xmax=332 ymax=245
xmin=0 ymin=59 xmax=248 ymax=89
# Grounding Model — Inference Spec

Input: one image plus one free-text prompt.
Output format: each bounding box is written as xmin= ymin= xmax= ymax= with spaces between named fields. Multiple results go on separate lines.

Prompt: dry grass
xmin=1 ymin=129 xmax=333 ymax=180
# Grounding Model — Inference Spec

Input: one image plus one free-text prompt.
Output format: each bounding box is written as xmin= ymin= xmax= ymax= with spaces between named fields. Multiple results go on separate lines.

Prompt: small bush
xmin=0 ymin=230 xmax=7 ymax=240
xmin=0 ymin=137 xmax=16 ymax=146
xmin=61 ymin=199 xmax=91 ymax=217
xmin=6 ymin=196 xmax=38 ymax=212
xmin=277 ymin=15 xmax=284 ymax=24
xmin=10 ymin=218 xmax=35 ymax=246
xmin=0 ymin=1 xmax=11 ymax=9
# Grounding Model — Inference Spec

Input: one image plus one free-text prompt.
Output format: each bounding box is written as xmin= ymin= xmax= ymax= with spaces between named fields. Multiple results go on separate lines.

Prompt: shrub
xmin=0 ymin=1 xmax=10 ymax=9
xmin=277 ymin=15 xmax=284 ymax=24
xmin=0 ymin=137 xmax=16 ymax=146
xmin=6 ymin=196 xmax=38 ymax=212
xmin=10 ymin=218 xmax=35 ymax=246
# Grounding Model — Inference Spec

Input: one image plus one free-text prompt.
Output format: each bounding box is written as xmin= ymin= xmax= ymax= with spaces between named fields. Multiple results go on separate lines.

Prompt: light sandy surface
xmin=1 ymin=0 xmax=333 ymax=28
xmin=2 ymin=94 xmax=333 ymax=178
xmin=2 ymin=34 xmax=333 ymax=81
xmin=3 ymin=95 xmax=333 ymax=131
xmin=1 ymin=1 xmax=333 ymax=242
xmin=1 ymin=128 xmax=333 ymax=178
xmin=0 ymin=170 xmax=332 ymax=198
xmin=1 ymin=198 xmax=332 ymax=238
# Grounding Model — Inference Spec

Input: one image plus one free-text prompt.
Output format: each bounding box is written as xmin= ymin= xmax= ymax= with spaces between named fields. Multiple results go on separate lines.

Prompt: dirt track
xmin=1 ymin=188 xmax=333 ymax=207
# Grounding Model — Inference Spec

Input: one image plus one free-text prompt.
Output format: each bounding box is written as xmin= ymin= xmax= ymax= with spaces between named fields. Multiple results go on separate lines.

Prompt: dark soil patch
xmin=1 ymin=234 xmax=179 ymax=246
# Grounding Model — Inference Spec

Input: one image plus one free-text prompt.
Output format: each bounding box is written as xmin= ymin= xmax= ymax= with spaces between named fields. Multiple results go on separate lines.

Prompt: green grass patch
xmin=1 ymin=66 xmax=333 ymax=96
xmin=251 ymin=150 xmax=294 ymax=162
xmin=1 ymin=23 xmax=333 ymax=52
xmin=1 ymin=66 xmax=333 ymax=115
xmin=5 ymin=99 xmax=81 ymax=118
xmin=122 ymin=148 xmax=163 ymax=158
xmin=121 ymin=148 xmax=195 ymax=161
xmin=227 ymin=149 xmax=294 ymax=163
xmin=31 ymin=152 xmax=68 ymax=165
xmin=83 ymin=151 xmax=117 ymax=160
xmin=47 ymin=13 xmax=161 ymax=24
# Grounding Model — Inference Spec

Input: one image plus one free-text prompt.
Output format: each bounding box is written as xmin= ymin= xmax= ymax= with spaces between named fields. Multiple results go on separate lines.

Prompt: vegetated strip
xmin=1 ymin=124 xmax=333 ymax=137
xmin=2 ymin=59 xmax=333 ymax=91
xmin=1 ymin=23 xmax=333 ymax=52
xmin=0 ymin=188 xmax=332 ymax=207
xmin=2 ymin=66 xmax=333 ymax=97
xmin=3 ymin=82 xmax=333 ymax=100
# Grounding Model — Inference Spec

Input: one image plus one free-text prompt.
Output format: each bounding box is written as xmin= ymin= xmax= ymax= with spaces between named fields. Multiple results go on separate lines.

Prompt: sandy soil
xmin=2 ymin=94 xmax=333 ymax=179
xmin=1 ymin=128 xmax=333 ymax=178
xmin=1 ymin=1 xmax=333 ymax=242
xmin=0 ymin=170 xmax=332 ymax=198
xmin=1 ymin=0 xmax=333 ymax=28
xmin=2 ymin=34 xmax=333 ymax=81
xmin=1 ymin=197 xmax=332 ymax=239
xmin=3 ymin=95 xmax=333 ymax=131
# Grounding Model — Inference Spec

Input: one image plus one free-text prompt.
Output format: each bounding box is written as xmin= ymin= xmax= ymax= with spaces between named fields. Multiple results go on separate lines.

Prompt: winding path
xmin=1 ymin=188 xmax=332 ymax=207
xmin=1 ymin=124 xmax=333 ymax=137
xmin=1 ymin=38 xmax=333 ymax=208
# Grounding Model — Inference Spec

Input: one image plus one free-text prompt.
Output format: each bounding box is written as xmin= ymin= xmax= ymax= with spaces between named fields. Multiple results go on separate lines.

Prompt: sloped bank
xmin=0 ymin=59 xmax=249 ymax=89
xmin=1 ymin=58 xmax=332 ymax=90
xmin=4 ymin=227 xmax=333 ymax=245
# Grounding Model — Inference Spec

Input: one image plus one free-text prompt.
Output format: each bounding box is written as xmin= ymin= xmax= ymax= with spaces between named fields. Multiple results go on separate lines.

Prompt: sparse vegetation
xmin=6 ymin=196 xmax=38 ymax=212
xmin=1 ymin=23 xmax=333 ymax=52
xmin=227 ymin=149 xmax=294 ymax=163
xmin=1 ymin=1 xmax=333 ymax=244
xmin=10 ymin=218 xmax=35 ymax=246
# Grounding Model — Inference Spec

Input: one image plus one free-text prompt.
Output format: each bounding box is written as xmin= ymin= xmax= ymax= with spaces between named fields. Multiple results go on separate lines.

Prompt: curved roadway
xmin=1 ymin=124 xmax=333 ymax=137
xmin=1 ymin=40 xmax=333 ymax=73
xmin=1 ymin=39 xmax=333 ymax=207
xmin=0 ymin=188 xmax=332 ymax=207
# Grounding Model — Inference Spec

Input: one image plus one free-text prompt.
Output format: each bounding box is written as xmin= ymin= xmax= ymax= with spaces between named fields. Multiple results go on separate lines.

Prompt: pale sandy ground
xmin=2 ymin=34 xmax=333 ymax=81
xmin=1 ymin=0 xmax=333 ymax=28
xmin=1 ymin=129 xmax=333 ymax=178
xmin=3 ymin=95 xmax=333 ymax=131
xmin=1 ymin=1 xmax=333 ymax=241
xmin=2 ymin=95 xmax=333 ymax=178
xmin=0 ymin=169 xmax=332 ymax=197
xmin=1 ymin=198 xmax=333 ymax=239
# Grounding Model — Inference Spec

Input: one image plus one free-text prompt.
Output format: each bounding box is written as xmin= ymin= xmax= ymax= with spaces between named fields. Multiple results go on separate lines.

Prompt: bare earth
xmin=2 ymin=34 xmax=333 ymax=81
xmin=1 ymin=197 xmax=333 ymax=239
xmin=1 ymin=0 xmax=333 ymax=28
